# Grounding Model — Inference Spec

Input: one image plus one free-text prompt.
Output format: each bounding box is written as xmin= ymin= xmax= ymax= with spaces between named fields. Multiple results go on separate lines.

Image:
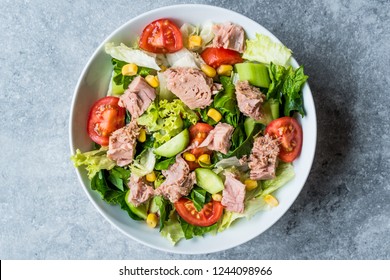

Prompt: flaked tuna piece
xmin=118 ymin=76 xmax=156 ymax=118
xmin=248 ymin=134 xmax=280 ymax=180
xmin=127 ymin=174 xmax=154 ymax=207
xmin=199 ymin=122 xmax=234 ymax=154
xmin=212 ymin=22 xmax=245 ymax=53
xmin=222 ymin=171 xmax=246 ymax=213
xmin=107 ymin=119 xmax=140 ymax=166
xmin=235 ymin=80 xmax=266 ymax=121
xmin=164 ymin=68 xmax=213 ymax=109
xmin=155 ymin=155 xmax=195 ymax=203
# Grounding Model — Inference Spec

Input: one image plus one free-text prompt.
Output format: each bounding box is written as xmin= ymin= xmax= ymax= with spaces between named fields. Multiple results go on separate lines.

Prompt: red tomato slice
xmin=139 ymin=19 xmax=183 ymax=53
xmin=200 ymin=47 xmax=243 ymax=68
xmin=87 ymin=96 xmax=125 ymax=146
xmin=175 ymin=198 xmax=223 ymax=227
xmin=186 ymin=123 xmax=214 ymax=170
xmin=265 ymin=117 xmax=303 ymax=162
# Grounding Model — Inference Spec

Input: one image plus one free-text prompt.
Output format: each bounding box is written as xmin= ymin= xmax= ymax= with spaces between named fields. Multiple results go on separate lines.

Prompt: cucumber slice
xmin=195 ymin=168 xmax=224 ymax=194
xmin=125 ymin=190 xmax=148 ymax=220
xmin=154 ymin=129 xmax=190 ymax=157
xmin=235 ymin=62 xmax=270 ymax=88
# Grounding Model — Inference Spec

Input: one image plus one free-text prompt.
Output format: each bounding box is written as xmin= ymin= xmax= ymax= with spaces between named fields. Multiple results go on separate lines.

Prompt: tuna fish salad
xmin=71 ymin=19 xmax=308 ymax=244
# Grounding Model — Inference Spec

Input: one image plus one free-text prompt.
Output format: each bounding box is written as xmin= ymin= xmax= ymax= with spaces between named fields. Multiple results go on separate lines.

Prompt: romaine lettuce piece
xmin=105 ymin=42 xmax=160 ymax=70
xmin=71 ymin=147 xmax=116 ymax=180
xmin=160 ymin=211 xmax=185 ymax=245
xmin=243 ymin=33 xmax=292 ymax=67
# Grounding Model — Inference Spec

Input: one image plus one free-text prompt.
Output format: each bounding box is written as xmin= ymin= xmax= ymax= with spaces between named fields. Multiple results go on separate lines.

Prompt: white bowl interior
xmin=69 ymin=4 xmax=317 ymax=254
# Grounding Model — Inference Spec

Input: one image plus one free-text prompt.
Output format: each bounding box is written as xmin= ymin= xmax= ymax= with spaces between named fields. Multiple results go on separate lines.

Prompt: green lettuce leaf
xmin=218 ymin=162 xmax=295 ymax=232
xmin=243 ymin=33 xmax=292 ymax=67
xmin=71 ymin=147 xmax=116 ymax=180
xmin=160 ymin=211 xmax=185 ymax=245
xmin=267 ymin=63 xmax=308 ymax=117
xmin=105 ymin=42 xmax=160 ymax=70
xmin=179 ymin=217 xmax=217 ymax=240
xmin=225 ymin=123 xmax=264 ymax=158
xmin=137 ymin=99 xmax=198 ymax=147
xmin=187 ymin=186 xmax=211 ymax=212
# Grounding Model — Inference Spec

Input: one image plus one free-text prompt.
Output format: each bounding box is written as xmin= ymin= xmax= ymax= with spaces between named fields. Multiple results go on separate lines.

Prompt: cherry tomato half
xmin=200 ymin=47 xmax=243 ymax=68
xmin=87 ymin=96 xmax=125 ymax=146
xmin=265 ymin=116 xmax=303 ymax=162
xmin=175 ymin=198 xmax=224 ymax=227
xmin=186 ymin=123 xmax=214 ymax=170
xmin=139 ymin=19 xmax=183 ymax=54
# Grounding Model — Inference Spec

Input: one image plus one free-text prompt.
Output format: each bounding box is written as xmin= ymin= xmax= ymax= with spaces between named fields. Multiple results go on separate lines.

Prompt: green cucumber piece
xmin=195 ymin=168 xmax=224 ymax=194
xmin=154 ymin=129 xmax=190 ymax=157
xmin=125 ymin=190 xmax=148 ymax=220
xmin=235 ymin=62 xmax=270 ymax=88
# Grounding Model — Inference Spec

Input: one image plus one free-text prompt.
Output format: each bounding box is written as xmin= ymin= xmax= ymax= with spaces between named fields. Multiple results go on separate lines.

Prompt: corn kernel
xmin=244 ymin=179 xmax=258 ymax=191
xmin=146 ymin=171 xmax=156 ymax=182
xmin=183 ymin=152 xmax=196 ymax=162
xmin=264 ymin=194 xmax=279 ymax=207
xmin=146 ymin=213 xmax=158 ymax=228
xmin=212 ymin=193 xmax=222 ymax=202
xmin=137 ymin=128 xmax=146 ymax=143
xmin=145 ymin=75 xmax=159 ymax=88
xmin=160 ymin=65 xmax=167 ymax=72
xmin=207 ymin=108 xmax=222 ymax=122
xmin=121 ymin=63 xmax=138 ymax=76
xmin=217 ymin=64 xmax=233 ymax=76
xmin=198 ymin=154 xmax=211 ymax=165
xmin=188 ymin=35 xmax=202 ymax=50
xmin=201 ymin=64 xmax=216 ymax=78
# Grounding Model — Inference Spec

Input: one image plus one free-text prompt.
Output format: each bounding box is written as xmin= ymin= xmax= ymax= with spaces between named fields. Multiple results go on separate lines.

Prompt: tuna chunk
xmin=164 ymin=68 xmax=213 ymax=109
xmin=119 ymin=76 xmax=156 ymax=118
xmin=199 ymin=122 xmax=234 ymax=154
xmin=248 ymin=134 xmax=280 ymax=180
xmin=235 ymin=80 xmax=266 ymax=121
xmin=212 ymin=22 xmax=245 ymax=53
xmin=222 ymin=172 xmax=246 ymax=213
xmin=107 ymin=119 xmax=140 ymax=166
xmin=127 ymin=174 xmax=154 ymax=207
xmin=155 ymin=155 xmax=195 ymax=203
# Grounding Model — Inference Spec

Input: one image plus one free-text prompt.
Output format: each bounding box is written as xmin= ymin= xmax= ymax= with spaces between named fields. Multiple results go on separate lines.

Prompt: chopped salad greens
xmin=71 ymin=19 xmax=308 ymax=245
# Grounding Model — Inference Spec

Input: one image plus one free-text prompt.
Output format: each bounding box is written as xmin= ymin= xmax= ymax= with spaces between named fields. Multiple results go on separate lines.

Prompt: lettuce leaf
xmin=105 ymin=42 xmax=160 ymax=70
xmin=243 ymin=33 xmax=292 ymax=67
xmin=137 ymin=99 xmax=198 ymax=146
xmin=267 ymin=62 xmax=308 ymax=117
xmin=160 ymin=211 xmax=185 ymax=245
xmin=71 ymin=147 xmax=116 ymax=180
xmin=218 ymin=162 xmax=295 ymax=232
xmin=179 ymin=217 xmax=217 ymax=240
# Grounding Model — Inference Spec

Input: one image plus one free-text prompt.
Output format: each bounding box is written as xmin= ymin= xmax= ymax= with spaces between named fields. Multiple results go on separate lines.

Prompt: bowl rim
xmin=69 ymin=3 xmax=317 ymax=254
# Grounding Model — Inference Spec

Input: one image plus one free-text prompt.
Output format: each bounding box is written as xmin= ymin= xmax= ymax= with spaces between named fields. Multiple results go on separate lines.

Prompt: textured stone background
xmin=1 ymin=0 xmax=389 ymax=259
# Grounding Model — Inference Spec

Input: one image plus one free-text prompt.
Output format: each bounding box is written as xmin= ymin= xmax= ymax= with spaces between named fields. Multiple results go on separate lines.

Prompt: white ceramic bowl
xmin=69 ymin=4 xmax=316 ymax=254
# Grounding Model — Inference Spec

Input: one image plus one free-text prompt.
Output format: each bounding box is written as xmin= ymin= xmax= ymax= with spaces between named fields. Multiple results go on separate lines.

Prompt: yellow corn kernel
xmin=201 ymin=64 xmax=216 ymax=78
xmin=146 ymin=213 xmax=158 ymax=228
xmin=137 ymin=128 xmax=146 ymax=143
xmin=264 ymin=194 xmax=279 ymax=207
xmin=146 ymin=171 xmax=156 ymax=183
xmin=207 ymin=108 xmax=222 ymax=122
xmin=212 ymin=193 xmax=222 ymax=202
xmin=244 ymin=179 xmax=258 ymax=191
xmin=121 ymin=63 xmax=138 ymax=76
xmin=217 ymin=64 xmax=233 ymax=76
xmin=160 ymin=65 xmax=167 ymax=72
xmin=145 ymin=75 xmax=159 ymax=88
xmin=198 ymin=154 xmax=211 ymax=165
xmin=188 ymin=35 xmax=202 ymax=50
xmin=183 ymin=152 xmax=196 ymax=162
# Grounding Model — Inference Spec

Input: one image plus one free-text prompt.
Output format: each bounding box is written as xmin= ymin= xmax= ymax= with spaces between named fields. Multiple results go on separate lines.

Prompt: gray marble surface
xmin=1 ymin=0 xmax=389 ymax=260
